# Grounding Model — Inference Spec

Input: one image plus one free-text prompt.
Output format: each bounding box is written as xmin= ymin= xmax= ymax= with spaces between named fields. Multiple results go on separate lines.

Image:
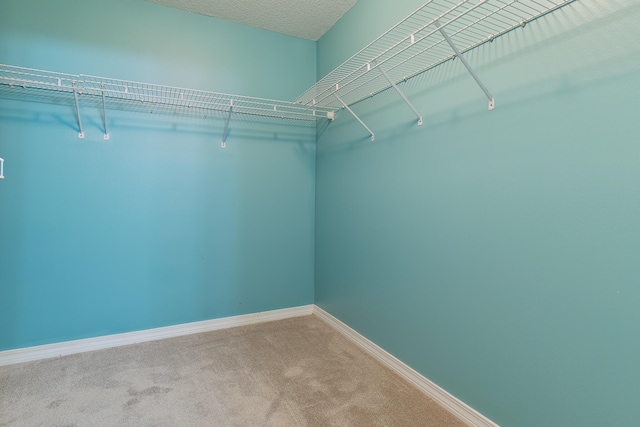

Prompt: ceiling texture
xmin=146 ymin=0 xmax=359 ymax=41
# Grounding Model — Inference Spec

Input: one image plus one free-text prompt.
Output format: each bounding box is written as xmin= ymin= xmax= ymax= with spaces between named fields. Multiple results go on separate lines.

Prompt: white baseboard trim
xmin=3 ymin=303 xmax=497 ymax=426
xmin=0 ymin=305 xmax=314 ymax=367
xmin=313 ymin=305 xmax=499 ymax=427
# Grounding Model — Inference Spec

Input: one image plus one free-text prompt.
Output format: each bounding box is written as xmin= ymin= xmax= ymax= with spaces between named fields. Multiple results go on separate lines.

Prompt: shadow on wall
xmin=0 ymin=104 xmax=317 ymax=146
xmin=0 ymin=97 xmax=315 ymax=350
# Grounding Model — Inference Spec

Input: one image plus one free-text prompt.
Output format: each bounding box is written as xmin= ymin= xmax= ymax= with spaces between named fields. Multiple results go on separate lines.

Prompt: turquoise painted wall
xmin=0 ymin=0 xmax=316 ymax=350
xmin=315 ymin=1 xmax=640 ymax=426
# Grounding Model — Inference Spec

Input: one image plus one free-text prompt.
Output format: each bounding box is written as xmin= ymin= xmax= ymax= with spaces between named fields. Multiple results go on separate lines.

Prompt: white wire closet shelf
xmin=0 ymin=1 xmax=576 ymax=144
xmin=0 ymin=64 xmax=335 ymax=144
xmin=0 ymin=65 xmax=333 ymax=121
xmin=295 ymin=0 xmax=576 ymax=139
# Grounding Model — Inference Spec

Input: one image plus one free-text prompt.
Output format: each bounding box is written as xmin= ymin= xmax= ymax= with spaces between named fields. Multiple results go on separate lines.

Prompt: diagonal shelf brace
xmin=435 ymin=19 xmax=495 ymax=110
xmin=221 ymin=100 xmax=233 ymax=148
xmin=101 ymin=87 xmax=110 ymax=140
xmin=335 ymin=91 xmax=375 ymax=142
xmin=373 ymin=60 xmax=423 ymax=125
xmin=72 ymin=82 xmax=85 ymax=139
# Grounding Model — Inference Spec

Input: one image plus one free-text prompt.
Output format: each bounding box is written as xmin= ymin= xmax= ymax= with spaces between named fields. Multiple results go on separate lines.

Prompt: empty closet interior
xmin=1 ymin=1 xmax=638 ymax=426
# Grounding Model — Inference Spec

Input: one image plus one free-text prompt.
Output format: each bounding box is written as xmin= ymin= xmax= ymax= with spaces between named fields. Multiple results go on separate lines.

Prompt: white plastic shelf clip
xmin=0 ymin=157 xmax=4 ymax=179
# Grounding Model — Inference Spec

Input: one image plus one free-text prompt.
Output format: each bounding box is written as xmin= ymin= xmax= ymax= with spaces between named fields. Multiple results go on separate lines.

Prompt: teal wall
xmin=0 ymin=0 xmax=316 ymax=350
xmin=2 ymin=0 xmax=640 ymax=425
xmin=315 ymin=1 xmax=640 ymax=426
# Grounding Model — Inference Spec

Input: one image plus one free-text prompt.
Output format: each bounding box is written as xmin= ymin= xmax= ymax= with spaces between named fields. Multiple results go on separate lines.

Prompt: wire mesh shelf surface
xmin=1 ymin=0 xmax=576 ymax=134
xmin=0 ymin=65 xmax=80 ymax=104
xmin=0 ymin=65 xmax=334 ymax=123
xmin=294 ymin=0 xmax=576 ymax=109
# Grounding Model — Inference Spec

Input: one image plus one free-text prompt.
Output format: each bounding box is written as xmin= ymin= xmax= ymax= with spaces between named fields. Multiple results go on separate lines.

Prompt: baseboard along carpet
xmin=0 ymin=315 xmax=466 ymax=426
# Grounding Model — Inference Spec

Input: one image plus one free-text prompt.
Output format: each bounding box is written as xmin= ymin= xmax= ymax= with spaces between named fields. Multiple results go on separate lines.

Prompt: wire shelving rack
xmin=0 ymin=1 xmax=577 ymax=144
xmin=0 ymin=65 xmax=334 ymax=145
xmin=295 ymin=0 xmax=576 ymax=140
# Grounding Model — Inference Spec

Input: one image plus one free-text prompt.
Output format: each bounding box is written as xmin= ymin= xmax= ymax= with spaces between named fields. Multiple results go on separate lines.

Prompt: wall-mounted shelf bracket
xmin=435 ymin=19 xmax=495 ymax=110
xmin=72 ymin=82 xmax=85 ymax=139
xmin=221 ymin=100 xmax=233 ymax=148
xmin=100 ymin=86 xmax=110 ymax=140
xmin=335 ymin=91 xmax=374 ymax=142
xmin=372 ymin=60 xmax=423 ymax=125
xmin=0 ymin=157 xmax=4 ymax=179
xmin=3 ymin=2 xmax=575 ymax=142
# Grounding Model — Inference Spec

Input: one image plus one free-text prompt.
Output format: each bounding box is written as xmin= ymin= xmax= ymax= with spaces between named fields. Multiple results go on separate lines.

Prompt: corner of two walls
xmin=314 ymin=1 xmax=640 ymax=426
xmin=3 ymin=1 xmax=640 ymax=425
xmin=0 ymin=0 xmax=316 ymax=351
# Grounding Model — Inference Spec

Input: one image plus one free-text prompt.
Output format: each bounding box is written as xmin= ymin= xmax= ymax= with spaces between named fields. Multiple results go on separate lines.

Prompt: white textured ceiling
xmin=146 ymin=0 xmax=358 ymax=41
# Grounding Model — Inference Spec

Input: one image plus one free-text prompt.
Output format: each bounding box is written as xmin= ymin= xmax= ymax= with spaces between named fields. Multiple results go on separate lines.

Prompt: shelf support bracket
xmin=0 ymin=157 xmax=4 ymax=179
xmin=222 ymin=100 xmax=233 ymax=148
xmin=72 ymin=82 xmax=85 ymax=138
xmin=435 ymin=19 xmax=495 ymax=110
xmin=373 ymin=60 xmax=422 ymax=125
xmin=101 ymin=87 xmax=110 ymax=140
xmin=335 ymin=93 xmax=375 ymax=142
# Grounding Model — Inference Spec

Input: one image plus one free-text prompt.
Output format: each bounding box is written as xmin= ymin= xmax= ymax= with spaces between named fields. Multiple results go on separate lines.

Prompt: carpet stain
xmin=124 ymin=397 xmax=140 ymax=408
xmin=46 ymin=399 xmax=66 ymax=409
xmin=123 ymin=386 xmax=173 ymax=409
xmin=264 ymin=393 xmax=284 ymax=419
xmin=128 ymin=386 xmax=172 ymax=398
xmin=284 ymin=366 xmax=304 ymax=378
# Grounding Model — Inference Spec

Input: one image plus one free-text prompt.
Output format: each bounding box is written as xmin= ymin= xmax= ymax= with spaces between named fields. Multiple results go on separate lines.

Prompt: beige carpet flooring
xmin=0 ymin=315 xmax=465 ymax=426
